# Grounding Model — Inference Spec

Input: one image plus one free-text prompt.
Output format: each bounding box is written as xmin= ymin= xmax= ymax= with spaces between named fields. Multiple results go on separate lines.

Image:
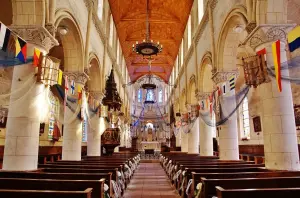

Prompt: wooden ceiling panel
xmin=109 ymin=0 xmax=193 ymax=83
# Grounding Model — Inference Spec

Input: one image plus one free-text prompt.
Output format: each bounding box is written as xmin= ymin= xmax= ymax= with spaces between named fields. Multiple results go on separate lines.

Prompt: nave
xmin=123 ymin=163 xmax=179 ymax=198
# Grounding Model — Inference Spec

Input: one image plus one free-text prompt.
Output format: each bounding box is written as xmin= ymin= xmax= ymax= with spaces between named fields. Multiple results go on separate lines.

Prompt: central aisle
xmin=124 ymin=163 xmax=180 ymax=198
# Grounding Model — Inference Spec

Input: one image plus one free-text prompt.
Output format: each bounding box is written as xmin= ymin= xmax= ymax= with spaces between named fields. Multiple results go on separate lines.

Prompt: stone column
xmin=213 ymin=72 xmax=239 ymax=160
xmin=3 ymin=26 xmax=58 ymax=170
xmin=84 ymin=0 xmax=93 ymax=66
xmin=258 ymin=43 xmax=300 ymax=170
xmin=200 ymin=119 xmax=214 ymax=156
xmin=181 ymin=129 xmax=189 ymax=152
xmin=62 ymin=72 xmax=88 ymax=161
xmin=188 ymin=117 xmax=200 ymax=154
xmin=175 ymin=129 xmax=181 ymax=147
xmin=196 ymin=92 xmax=214 ymax=156
xmin=87 ymin=92 xmax=105 ymax=156
xmin=245 ymin=25 xmax=300 ymax=170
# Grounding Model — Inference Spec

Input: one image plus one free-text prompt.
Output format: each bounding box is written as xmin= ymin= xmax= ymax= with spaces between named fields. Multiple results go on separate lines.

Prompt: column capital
xmin=10 ymin=25 xmax=59 ymax=53
xmin=242 ymin=24 xmax=296 ymax=50
xmin=64 ymin=72 xmax=89 ymax=85
xmin=89 ymin=91 xmax=105 ymax=100
xmin=195 ymin=91 xmax=211 ymax=101
xmin=212 ymin=70 xmax=239 ymax=84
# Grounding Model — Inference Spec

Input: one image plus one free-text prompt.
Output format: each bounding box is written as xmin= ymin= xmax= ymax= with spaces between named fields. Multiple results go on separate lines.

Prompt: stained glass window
xmin=48 ymin=94 xmax=59 ymax=139
xmin=82 ymin=113 xmax=87 ymax=142
xmin=242 ymin=97 xmax=250 ymax=139
xmin=158 ymin=89 xmax=163 ymax=103
xmin=146 ymin=90 xmax=154 ymax=101
xmin=138 ymin=89 xmax=142 ymax=102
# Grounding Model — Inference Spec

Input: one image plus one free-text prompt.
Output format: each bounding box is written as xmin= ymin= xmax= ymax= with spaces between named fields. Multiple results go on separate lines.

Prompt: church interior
xmin=1 ymin=0 xmax=300 ymax=197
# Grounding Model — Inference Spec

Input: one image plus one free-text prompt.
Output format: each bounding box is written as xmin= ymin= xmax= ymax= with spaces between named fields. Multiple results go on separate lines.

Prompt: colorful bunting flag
xmin=78 ymin=85 xmax=82 ymax=104
xmin=288 ymin=26 xmax=300 ymax=52
xmin=222 ymin=82 xmax=227 ymax=95
xmin=15 ymin=36 xmax=27 ymax=63
xmin=272 ymin=40 xmax=282 ymax=92
xmin=0 ymin=23 xmax=11 ymax=52
xmin=57 ymin=69 xmax=63 ymax=85
xmin=33 ymin=48 xmax=41 ymax=67
xmin=64 ymin=76 xmax=69 ymax=112
xmin=229 ymin=75 xmax=235 ymax=91
xmin=71 ymin=80 xmax=75 ymax=95
xmin=256 ymin=48 xmax=267 ymax=60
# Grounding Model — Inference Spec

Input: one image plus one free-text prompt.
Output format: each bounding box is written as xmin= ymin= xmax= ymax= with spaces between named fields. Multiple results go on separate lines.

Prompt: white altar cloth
xmin=139 ymin=141 xmax=161 ymax=151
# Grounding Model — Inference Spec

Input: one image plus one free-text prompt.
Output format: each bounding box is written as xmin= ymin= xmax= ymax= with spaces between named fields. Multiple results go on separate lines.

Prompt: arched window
xmin=158 ymin=89 xmax=163 ymax=103
xmin=109 ymin=14 xmax=114 ymax=47
xmin=212 ymin=112 xmax=217 ymax=138
xmin=97 ymin=0 xmax=104 ymax=20
xmin=180 ymin=39 xmax=184 ymax=67
xmin=146 ymin=90 xmax=154 ymax=101
xmin=82 ymin=114 xmax=87 ymax=142
xmin=241 ymin=97 xmax=250 ymax=139
xmin=117 ymin=40 xmax=120 ymax=65
xmin=138 ymin=89 xmax=142 ymax=102
xmin=198 ymin=0 xmax=204 ymax=23
xmin=187 ymin=15 xmax=192 ymax=49
xmin=48 ymin=94 xmax=59 ymax=140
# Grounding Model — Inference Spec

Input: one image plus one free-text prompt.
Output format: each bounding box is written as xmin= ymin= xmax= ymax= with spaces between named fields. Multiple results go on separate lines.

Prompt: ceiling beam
xmin=130 ymin=63 xmax=170 ymax=67
xmin=120 ymin=18 xmax=181 ymax=24
xmin=125 ymin=38 xmax=178 ymax=43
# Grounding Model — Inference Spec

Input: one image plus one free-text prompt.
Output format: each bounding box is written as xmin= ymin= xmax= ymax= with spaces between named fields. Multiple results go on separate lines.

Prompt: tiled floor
xmin=123 ymin=163 xmax=180 ymax=198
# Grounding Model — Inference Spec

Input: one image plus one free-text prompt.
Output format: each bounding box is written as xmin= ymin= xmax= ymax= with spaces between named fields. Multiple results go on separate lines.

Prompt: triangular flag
xmin=229 ymin=75 xmax=235 ymax=91
xmin=288 ymin=26 xmax=300 ymax=52
xmin=15 ymin=36 xmax=27 ymax=63
xmin=57 ymin=69 xmax=63 ymax=85
xmin=33 ymin=48 xmax=41 ymax=67
xmin=272 ymin=40 xmax=282 ymax=92
xmin=256 ymin=48 xmax=267 ymax=60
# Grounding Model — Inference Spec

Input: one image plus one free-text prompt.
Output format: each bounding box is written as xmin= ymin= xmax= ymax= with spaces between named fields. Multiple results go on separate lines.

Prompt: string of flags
xmin=254 ymin=26 xmax=300 ymax=93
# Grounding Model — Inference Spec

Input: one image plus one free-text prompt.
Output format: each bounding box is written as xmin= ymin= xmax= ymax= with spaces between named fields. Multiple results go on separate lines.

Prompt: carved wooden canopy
xmin=108 ymin=0 xmax=193 ymax=83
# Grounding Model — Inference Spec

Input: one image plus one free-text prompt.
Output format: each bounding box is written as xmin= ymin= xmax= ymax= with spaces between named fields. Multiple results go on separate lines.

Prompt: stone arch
xmin=188 ymin=75 xmax=197 ymax=104
xmin=216 ymin=5 xmax=249 ymax=71
xmin=199 ymin=51 xmax=214 ymax=93
xmin=52 ymin=9 xmax=84 ymax=72
xmin=87 ymin=52 xmax=102 ymax=92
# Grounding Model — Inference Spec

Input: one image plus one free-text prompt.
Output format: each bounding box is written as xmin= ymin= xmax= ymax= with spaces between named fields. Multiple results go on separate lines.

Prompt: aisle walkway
xmin=123 ymin=163 xmax=180 ymax=198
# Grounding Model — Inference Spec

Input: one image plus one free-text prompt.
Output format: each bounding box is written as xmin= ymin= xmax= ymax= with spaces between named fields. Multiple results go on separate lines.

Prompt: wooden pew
xmin=0 ymin=188 xmax=92 ymax=198
xmin=216 ymin=186 xmax=300 ymax=198
xmin=179 ymin=167 xmax=268 ymax=197
xmin=191 ymin=171 xmax=300 ymax=197
xmin=201 ymin=176 xmax=300 ymax=198
xmin=0 ymin=178 xmax=105 ymax=198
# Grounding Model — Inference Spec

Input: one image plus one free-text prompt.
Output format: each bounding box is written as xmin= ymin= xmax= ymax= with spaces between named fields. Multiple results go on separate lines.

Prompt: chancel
xmin=1 ymin=0 xmax=300 ymax=198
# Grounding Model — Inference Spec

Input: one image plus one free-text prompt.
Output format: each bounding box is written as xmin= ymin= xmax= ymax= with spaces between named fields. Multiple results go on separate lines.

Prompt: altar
xmin=139 ymin=141 xmax=161 ymax=151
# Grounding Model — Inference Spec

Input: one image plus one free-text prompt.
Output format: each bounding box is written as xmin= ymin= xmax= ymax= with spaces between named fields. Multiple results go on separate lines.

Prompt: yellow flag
xmin=57 ymin=70 xmax=63 ymax=85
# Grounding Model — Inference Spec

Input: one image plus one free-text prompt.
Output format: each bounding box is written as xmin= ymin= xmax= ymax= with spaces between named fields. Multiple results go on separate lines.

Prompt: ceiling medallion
xmin=132 ymin=0 xmax=163 ymax=57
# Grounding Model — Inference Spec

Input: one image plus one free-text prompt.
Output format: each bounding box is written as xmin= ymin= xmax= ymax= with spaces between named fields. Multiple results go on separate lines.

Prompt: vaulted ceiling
xmin=108 ymin=0 xmax=193 ymax=83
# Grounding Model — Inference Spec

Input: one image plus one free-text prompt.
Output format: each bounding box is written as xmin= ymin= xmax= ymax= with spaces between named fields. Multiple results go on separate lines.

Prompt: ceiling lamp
xmin=132 ymin=0 xmax=163 ymax=57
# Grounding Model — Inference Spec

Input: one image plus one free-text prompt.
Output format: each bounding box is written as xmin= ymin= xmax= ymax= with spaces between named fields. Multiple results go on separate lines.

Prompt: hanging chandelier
xmin=132 ymin=0 xmax=163 ymax=57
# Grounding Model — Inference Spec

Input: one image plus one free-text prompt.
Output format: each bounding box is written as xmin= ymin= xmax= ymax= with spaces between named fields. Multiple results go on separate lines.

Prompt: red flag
xmin=64 ymin=76 xmax=69 ymax=111
xmin=272 ymin=40 xmax=282 ymax=92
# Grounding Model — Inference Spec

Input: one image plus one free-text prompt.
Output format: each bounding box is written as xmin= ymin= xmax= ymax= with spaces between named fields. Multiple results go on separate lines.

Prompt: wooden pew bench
xmin=201 ymin=176 xmax=300 ymax=198
xmin=179 ymin=167 xmax=268 ymax=197
xmin=0 ymin=188 xmax=92 ymax=198
xmin=0 ymin=178 xmax=105 ymax=198
xmin=216 ymin=186 xmax=300 ymax=198
xmin=191 ymin=171 xmax=300 ymax=197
